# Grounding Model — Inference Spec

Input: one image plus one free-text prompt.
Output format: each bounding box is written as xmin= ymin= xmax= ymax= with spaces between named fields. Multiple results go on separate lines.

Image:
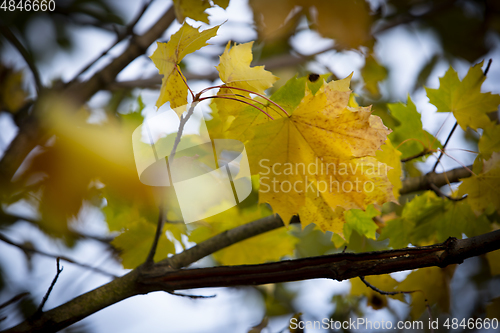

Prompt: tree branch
xmin=159 ymin=214 xmax=285 ymax=270
xmin=140 ymin=230 xmax=500 ymax=289
xmin=108 ymin=46 xmax=336 ymax=90
xmin=0 ymin=5 xmax=176 ymax=195
xmin=74 ymin=0 xmax=153 ymax=78
xmin=6 ymin=228 xmax=499 ymax=333
xmin=400 ymin=165 xmax=472 ymax=195
xmin=0 ymin=25 xmax=42 ymax=93
xmin=0 ymin=232 xmax=117 ymax=278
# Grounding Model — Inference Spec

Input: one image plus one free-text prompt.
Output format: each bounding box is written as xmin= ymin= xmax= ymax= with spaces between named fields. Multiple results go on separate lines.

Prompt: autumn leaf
xmin=249 ymin=0 xmax=372 ymax=49
xmin=189 ymin=203 xmax=297 ymax=265
xmin=173 ymin=0 xmax=230 ymax=23
xmin=224 ymin=74 xmax=307 ymax=142
xmin=379 ymin=191 xmax=490 ymax=248
xmin=388 ymin=96 xmax=441 ymax=160
xmin=14 ymin=95 xmax=157 ymax=240
xmin=0 ymin=64 xmax=28 ymax=113
xmin=396 ymin=266 xmax=455 ymax=319
xmin=426 ymin=61 xmax=500 ymax=131
xmin=478 ymin=123 xmax=500 ymax=159
xmin=487 ymin=297 xmax=500 ymax=320
xmin=215 ymin=41 xmax=278 ymax=119
xmin=376 ymin=139 xmax=402 ymax=199
xmin=111 ymin=219 xmax=175 ymax=269
xmin=350 ymin=275 xmax=404 ymax=310
xmin=150 ymin=22 xmax=219 ymax=115
xmin=486 ymin=250 xmax=500 ymax=276
xmin=458 ymin=152 xmax=500 ymax=214
xmin=246 ymin=74 xmax=395 ymax=233
xmin=173 ymin=0 xmax=211 ymax=23
xmin=361 ymin=54 xmax=388 ymax=97
xmin=343 ymin=204 xmax=380 ymax=241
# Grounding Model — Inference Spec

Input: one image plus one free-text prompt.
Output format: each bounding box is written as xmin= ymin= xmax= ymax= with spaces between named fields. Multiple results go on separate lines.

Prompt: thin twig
xmin=34 ymin=258 xmax=63 ymax=316
xmin=401 ymin=148 xmax=434 ymax=162
xmin=169 ymin=103 xmax=197 ymax=161
xmin=0 ymin=233 xmax=117 ymax=277
xmin=429 ymin=183 xmax=467 ymax=201
xmin=145 ymin=205 xmax=164 ymax=266
xmin=0 ymin=292 xmax=29 ymax=311
xmin=431 ymin=122 xmax=458 ymax=172
xmin=74 ymin=0 xmax=153 ymax=78
xmin=167 ymin=291 xmax=216 ymax=299
xmin=360 ymin=276 xmax=416 ymax=296
xmin=0 ymin=25 xmax=42 ymax=93
xmin=145 ymin=101 xmax=197 ymax=264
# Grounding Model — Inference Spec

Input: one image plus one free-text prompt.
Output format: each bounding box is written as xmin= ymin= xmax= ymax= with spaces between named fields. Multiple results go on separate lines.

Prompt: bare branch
xmin=0 ymin=292 xmax=29 ymax=311
xmin=0 ymin=25 xmax=42 ymax=93
xmin=6 ymin=228 xmax=500 ymax=333
xmin=0 ymin=232 xmax=117 ymax=278
xmin=75 ymin=0 xmax=153 ymax=78
xmin=140 ymin=230 xmax=500 ymax=290
xmin=400 ymin=165 xmax=472 ymax=195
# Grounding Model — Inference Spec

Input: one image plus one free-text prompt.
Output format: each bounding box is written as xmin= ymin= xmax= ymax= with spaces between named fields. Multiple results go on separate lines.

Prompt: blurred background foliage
xmin=1 ymin=0 xmax=500 ymax=332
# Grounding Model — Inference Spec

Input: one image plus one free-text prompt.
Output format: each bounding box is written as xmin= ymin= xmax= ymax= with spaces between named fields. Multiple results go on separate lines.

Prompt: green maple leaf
xmin=343 ymin=204 xmax=380 ymax=241
xmin=380 ymin=191 xmax=490 ymax=248
xmin=388 ymin=96 xmax=441 ymax=159
xmin=479 ymin=123 xmax=500 ymax=159
xmin=425 ymin=61 xmax=500 ymax=131
xmin=458 ymin=152 xmax=500 ymax=214
xmin=111 ymin=220 xmax=175 ymax=269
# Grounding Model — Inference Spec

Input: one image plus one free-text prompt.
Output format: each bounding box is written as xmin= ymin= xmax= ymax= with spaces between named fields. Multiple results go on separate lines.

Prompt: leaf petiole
xmin=197 ymin=84 xmax=289 ymax=117
xmin=199 ymin=95 xmax=274 ymax=120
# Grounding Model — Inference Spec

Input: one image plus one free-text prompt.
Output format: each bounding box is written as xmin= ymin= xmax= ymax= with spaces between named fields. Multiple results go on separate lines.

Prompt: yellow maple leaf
xmin=486 ymin=249 xmax=500 ymax=276
xmin=172 ymin=0 xmax=229 ymax=23
xmin=189 ymin=202 xmax=298 ymax=265
xmin=215 ymin=41 xmax=278 ymax=119
xmin=149 ymin=22 xmax=219 ymax=115
xmin=173 ymin=0 xmax=211 ymax=23
xmin=396 ymin=266 xmax=455 ymax=320
xmin=376 ymin=138 xmax=402 ymax=200
xmin=247 ymin=75 xmax=395 ymax=232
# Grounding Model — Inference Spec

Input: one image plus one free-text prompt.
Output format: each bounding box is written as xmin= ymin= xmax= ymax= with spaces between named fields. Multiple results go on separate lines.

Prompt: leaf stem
xmin=199 ymin=95 xmax=274 ymax=120
xmin=219 ymin=86 xmax=290 ymax=117
xmin=175 ymin=65 xmax=195 ymax=101
xmin=198 ymin=85 xmax=289 ymax=117
xmin=217 ymin=93 xmax=276 ymax=114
